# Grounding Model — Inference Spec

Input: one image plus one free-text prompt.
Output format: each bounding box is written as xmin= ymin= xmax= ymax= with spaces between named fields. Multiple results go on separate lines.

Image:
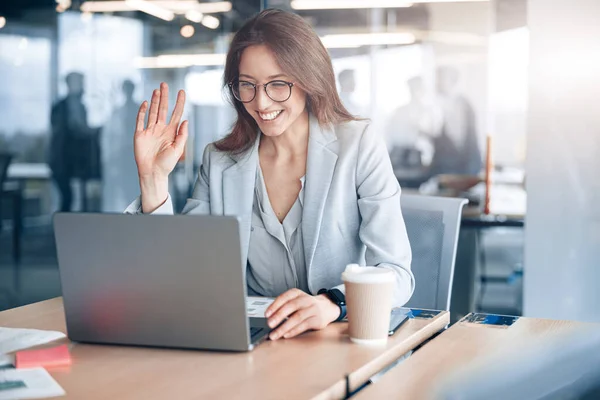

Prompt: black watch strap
xmin=318 ymin=288 xmax=347 ymax=322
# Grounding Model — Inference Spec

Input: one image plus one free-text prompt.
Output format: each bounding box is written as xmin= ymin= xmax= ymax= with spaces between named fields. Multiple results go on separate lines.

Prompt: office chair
xmin=401 ymin=194 xmax=468 ymax=311
xmin=367 ymin=194 xmax=467 ymax=386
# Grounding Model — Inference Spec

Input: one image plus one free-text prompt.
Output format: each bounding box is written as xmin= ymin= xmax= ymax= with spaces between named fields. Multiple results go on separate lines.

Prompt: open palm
xmin=134 ymin=82 xmax=188 ymax=179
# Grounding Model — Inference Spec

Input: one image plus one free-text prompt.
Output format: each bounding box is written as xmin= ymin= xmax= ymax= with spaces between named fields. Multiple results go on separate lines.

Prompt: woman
xmin=126 ymin=9 xmax=414 ymax=341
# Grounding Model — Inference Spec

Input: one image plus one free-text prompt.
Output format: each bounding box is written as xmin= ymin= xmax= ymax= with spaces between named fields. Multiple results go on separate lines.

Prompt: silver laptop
xmin=53 ymin=213 xmax=270 ymax=352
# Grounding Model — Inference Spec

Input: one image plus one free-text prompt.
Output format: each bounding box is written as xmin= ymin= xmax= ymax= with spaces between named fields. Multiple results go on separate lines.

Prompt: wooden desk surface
xmin=355 ymin=315 xmax=598 ymax=400
xmin=0 ymin=298 xmax=448 ymax=400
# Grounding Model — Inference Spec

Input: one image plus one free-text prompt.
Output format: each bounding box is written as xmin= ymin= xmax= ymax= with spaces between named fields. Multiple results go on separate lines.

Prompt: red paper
xmin=16 ymin=344 xmax=72 ymax=369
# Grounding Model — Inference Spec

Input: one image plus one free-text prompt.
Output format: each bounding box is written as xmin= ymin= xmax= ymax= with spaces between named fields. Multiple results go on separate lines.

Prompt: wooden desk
xmin=5 ymin=163 xmax=52 ymax=266
xmin=355 ymin=315 xmax=598 ymax=399
xmin=0 ymin=298 xmax=449 ymax=400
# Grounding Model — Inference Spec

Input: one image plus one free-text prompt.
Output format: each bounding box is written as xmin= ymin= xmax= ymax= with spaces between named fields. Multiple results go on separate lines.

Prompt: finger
xmin=147 ymin=89 xmax=160 ymax=127
xmin=169 ymin=90 xmax=186 ymax=128
xmin=270 ymin=307 xmax=313 ymax=340
xmin=157 ymin=82 xmax=169 ymax=124
xmin=175 ymin=120 xmax=188 ymax=161
xmin=266 ymin=289 xmax=303 ymax=318
xmin=283 ymin=317 xmax=318 ymax=339
xmin=268 ymin=296 xmax=312 ymax=329
xmin=135 ymin=101 xmax=148 ymax=133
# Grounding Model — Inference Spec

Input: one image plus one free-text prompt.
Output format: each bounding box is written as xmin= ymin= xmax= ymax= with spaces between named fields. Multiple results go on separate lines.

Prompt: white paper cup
xmin=342 ymin=264 xmax=395 ymax=346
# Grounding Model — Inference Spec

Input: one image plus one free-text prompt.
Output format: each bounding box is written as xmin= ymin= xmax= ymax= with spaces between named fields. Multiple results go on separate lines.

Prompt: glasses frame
xmin=228 ymin=79 xmax=295 ymax=103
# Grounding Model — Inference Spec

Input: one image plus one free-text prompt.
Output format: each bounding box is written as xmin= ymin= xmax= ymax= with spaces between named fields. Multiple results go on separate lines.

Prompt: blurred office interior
xmin=0 ymin=0 xmax=598 ymax=326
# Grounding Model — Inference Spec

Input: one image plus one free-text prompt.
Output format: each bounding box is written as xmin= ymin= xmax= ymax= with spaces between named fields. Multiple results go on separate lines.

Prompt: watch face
xmin=329 ymin=289 xmax=345 ymax=305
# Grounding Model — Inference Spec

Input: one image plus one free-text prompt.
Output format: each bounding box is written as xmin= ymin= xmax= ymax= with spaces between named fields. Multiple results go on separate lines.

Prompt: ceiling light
xmin=418 ymin=30 xmax=487 ymax=46
xmin=185 ymin=10 xmax=203 ymax=23
xmin=412 ymin=0 xmax=489 ymax=2
xmin=152 ymin=1 xmax=203 ymax=13
xmin=125 ymin=0 xmax=174 ymax=21
xmin=56 ymin=0 xmax=72 ymax=10
xmin=80 ymin=1 xmax=232 ymax=14
xmin=193 ymin=1 xmax=232 ymax=13
xmin=81 ymin=1 xmax=132 ymax=12
xmin=155 ymin=1 xmax=232 ymax=14
xmin=201 ymin=15 xmax=220 ymax=29
xmin=134 ymin=54 xmax=226 ymax=69
xmin=291 ymin=0 xmax=489 ymax=9
xmin=180 ymin=25 xmax=195 ymax=38
xmin=291 ymin=0 xmax=413 ymax=9
xmin=320 ymin=32 xmax=416 ymax=48
xmin=0 ymin=17 xmax=6 ymax=29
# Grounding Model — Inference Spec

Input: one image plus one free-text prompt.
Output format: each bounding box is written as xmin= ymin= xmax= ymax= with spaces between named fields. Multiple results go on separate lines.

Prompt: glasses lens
xmin=233 ymin=81 xmax=255 ymax=102
xmin=266 ymin=81 xmax=291 ymax=102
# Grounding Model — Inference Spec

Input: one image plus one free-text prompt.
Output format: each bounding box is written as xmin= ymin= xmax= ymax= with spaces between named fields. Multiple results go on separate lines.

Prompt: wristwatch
xmin=318 ymin=288 xmax=347 ymax=322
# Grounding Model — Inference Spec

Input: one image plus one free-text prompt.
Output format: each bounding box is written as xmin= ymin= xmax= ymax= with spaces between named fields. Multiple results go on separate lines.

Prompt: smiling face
xmin=238 ymin=44 xmax=308 ymax=138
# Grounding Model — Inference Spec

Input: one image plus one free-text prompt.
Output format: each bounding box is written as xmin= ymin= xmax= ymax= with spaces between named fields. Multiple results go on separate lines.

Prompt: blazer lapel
xmin=303 ymin=115 xmax=338 ymax=273
xmin=223 ymin=136 xmax=260 ymax=264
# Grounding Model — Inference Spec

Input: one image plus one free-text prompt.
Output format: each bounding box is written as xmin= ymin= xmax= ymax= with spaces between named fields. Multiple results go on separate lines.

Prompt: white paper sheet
xmin=0 ymin=355 xmax=13 ymax=369
xmin=246 ymin=297 xmax=275 ymax=318
xmin=0 ymin=368 xmax=65 ymax=399
xmin=0 ymin=328 xmax=65 ymax=354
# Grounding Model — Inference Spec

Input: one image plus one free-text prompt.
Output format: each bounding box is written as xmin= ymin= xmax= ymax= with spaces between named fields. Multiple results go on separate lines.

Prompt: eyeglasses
xmin=229 ymin=79 xmax=294 ymax=103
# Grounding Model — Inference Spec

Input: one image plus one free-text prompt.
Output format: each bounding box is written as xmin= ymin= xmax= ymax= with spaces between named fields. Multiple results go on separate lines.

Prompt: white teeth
xmin=259 ymin=110 xmax=282 ymax=121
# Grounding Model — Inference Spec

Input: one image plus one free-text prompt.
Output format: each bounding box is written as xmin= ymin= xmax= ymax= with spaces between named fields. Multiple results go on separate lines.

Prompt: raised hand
xmin=134 ymin=82 xmax=188 ymax=213
xmin=134 ymin=82 xmax=188 ymax=180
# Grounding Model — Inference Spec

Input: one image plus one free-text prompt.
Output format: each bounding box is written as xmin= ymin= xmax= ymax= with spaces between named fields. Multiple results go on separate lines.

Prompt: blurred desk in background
xmin=455 ymin=207 xmax=525 ymax=320
xmin=2 ymin=163 xmax=53 ymax=301
xmin=4 ymin=163 xmax=52 ymax=262
xmin=394 ymin=168 xmax=431 ymax=190
xmin=7 ymin=163 xmax=52 ymax=182
xmin=7 ymin=162 xmax=98 ymax=213
xmin=401 ymin=173 xmax=527 ymax=320
xmin=462 ymin=207 xmax=524 ymax=228
xmin=6 ymin=162 xmax=53 ymax=219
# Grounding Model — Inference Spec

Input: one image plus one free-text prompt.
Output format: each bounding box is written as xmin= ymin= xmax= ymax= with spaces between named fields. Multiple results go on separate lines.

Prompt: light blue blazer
xmin=126 ymin=115 xmax=414 ymax=307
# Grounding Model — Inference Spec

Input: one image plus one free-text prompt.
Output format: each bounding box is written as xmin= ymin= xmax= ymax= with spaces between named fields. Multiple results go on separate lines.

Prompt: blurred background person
xmin=337 ymin=69 xmax=363 ymax=117
xmin=385 ymin=76 xmax=442 ymax=187
xmin=101 ymin=79 xmax=139 ymax=212
xmin=430 ymin=66 xmax=482 ymax=176
xmin=49 ymin=72 xmax=100 ymax=212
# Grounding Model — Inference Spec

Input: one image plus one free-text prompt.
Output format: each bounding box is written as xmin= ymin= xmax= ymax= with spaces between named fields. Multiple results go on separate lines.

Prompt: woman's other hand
xmin=265 ymin=289 xmax=340 ymax=340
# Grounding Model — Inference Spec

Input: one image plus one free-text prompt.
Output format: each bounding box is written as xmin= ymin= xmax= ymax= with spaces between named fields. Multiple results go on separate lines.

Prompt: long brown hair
xmin=215 ymin=8 xmax=358 ymax=154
